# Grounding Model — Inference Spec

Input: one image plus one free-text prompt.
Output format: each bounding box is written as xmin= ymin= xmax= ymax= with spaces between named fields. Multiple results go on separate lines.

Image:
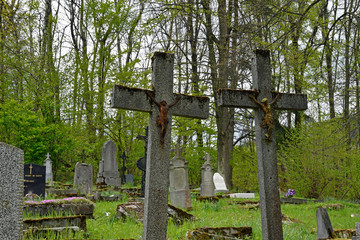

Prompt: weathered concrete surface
xmin=218 ymin=89 xmax=307 ymax=110
xmin=112 ymin=86 xmax=209 ymax=119
xmin=0 ymin=142 xmax=24 ymax=240
xmin=217 ymin=49 xmax=308 ymax=240
xmin=110 ymin=52 xmax=209 ymax=240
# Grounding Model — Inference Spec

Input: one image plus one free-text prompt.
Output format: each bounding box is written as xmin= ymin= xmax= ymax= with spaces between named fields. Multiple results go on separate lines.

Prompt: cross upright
xmin=111 ymin=52 xmax=209 ymax=240
xmin=218 ymin=49 xmax=307 ymax=240
xmin=120 ymin=151 xmax=128 ymax=184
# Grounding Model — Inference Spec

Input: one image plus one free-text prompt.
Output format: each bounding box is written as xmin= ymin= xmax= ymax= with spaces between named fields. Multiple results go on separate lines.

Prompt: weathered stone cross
xmin=218 ymin=50 xmax=307 ymax=240
xmin=111 ymin=52 xmax=209 ymax=240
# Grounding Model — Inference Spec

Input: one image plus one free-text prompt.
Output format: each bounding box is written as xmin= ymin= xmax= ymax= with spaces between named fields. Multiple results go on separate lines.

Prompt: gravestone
xmin=213 ymin=172 xmax=228 ymax=193
xmin=0 ymin=142 xmax=24 ymax=240
xmin=136 ymin=127 xmax=148 ymax=197
xmin=96 ymin=140 xmax=121 ymax=187
xmin=111 ymin=52 xmax=209 ymax=239
xmin=24 ymin=163 xmax=46 ymax=197
xmin=44 ymin=153 xmax=53 ymax=184
xmin=353 ymin=222 xmax=360 ymax=240
xmin=125 ymin=174 xmax=134 ymax=185
xmin=169 ymin=143 xmax=191 ymax=209
xmin=73 ymin=162 xmax=93 ymax=195
xmin=316 ymin=207 xmax=335 ymax=239
xmin=200 ymin=153 xmax=215 ymax=197
xmin=218 ymin=49 xmax=307 ymax=240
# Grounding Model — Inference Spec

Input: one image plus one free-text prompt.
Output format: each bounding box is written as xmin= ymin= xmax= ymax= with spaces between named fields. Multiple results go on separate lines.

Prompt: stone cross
xmin=120 ymin=151 xmax=128 ymax=185
xmin=111 ymin=52 xmax=209 ymax=240
xmin=217 ymin=50 xmax=307 ymax=240
xmin=44 ymin=152 xmax=53 ymax=184
xmin=0 ymin=142 xmax=24 ymax=240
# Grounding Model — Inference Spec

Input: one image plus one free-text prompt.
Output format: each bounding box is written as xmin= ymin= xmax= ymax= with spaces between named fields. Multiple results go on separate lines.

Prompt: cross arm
xmin=172 ymin=94 xmax=209 ymax=119
xmin=111 ymin=85 xmax=152 ymax=112
xmin=111 ymin=85 xmax=209 ymax=119
xmin=218 ymin=89 xmax=307 ymax=111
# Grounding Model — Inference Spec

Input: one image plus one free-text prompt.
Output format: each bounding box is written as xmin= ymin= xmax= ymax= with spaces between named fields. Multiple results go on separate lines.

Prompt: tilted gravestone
xmin=96 ymin=140 xmax=121 ymax=187
xmin=24 ymin=163 xmax=46 ymax=197
xmin=316 ymin=207 xmax=335 ymax=239
xmin=213 ymin=172 xmax=228 ymax=193
xmin=169 ymin=143 xmax=191 ymax=209
xmin=111 ymin=52 xmax=209 ymax=239
xmin=200 ymin=153 xmax=215 ymax=197
xmin=218 ymin=49 xmax=307 ymax=240
xmin=0 ymin=142 xmax=24 ymax=240
xmin=44 ymin=153 xmax=53 ymax=184
xmin=73 ymin=162 xmax=93 ymax=195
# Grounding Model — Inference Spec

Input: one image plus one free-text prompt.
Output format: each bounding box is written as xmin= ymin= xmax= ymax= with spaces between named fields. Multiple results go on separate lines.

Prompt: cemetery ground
xmin=23 ymin=189 xmax=360 ymax=239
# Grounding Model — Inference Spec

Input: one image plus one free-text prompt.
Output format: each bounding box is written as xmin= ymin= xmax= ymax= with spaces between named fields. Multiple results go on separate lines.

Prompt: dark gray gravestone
xmin=316 ymin=207 xmax=335 ymax=239
xmin=96 ymin=140 xmax=121 ymax=187
xmin=353 ymin=222 xmax=360 ymax=240
xmin=111 ymin=52 xmax=209 ymax=240
xmin=120 ymin=151 xmax=128 ymax=185
xmin=137 ymin=127 xmax=148 ymax=197
xmin=73 ymin=162 xmax=93 ymax=195
xmin=200 ymin=153 xmax=214 ymax=197
xmin=24 ymin=163 xmax=46 ymax=197
xmin=218 ymin=50 xmax=307 ymax=240
xmin=0 ymin=142 xmax=24 ymax=240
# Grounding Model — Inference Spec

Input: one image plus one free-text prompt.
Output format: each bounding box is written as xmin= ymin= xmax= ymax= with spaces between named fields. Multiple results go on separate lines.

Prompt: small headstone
xmin=24 ymin=163 xmax=46 ymax=197
xmin=125 ymin=174 xmax=134 ymax=185
xmin=228 ymin=193 xmax=255 ymax=199
xmin=44 ymin=153 xmax=53 ymax=184
xmin=96 ymin=140 xmax=121 ymax=187
xmin=73 ymin=162 xmax=93 ymax=195
xmin=169 ymin=143 xmax=191 ymax=209
xmin=0 ymin=142 xmax=24 ymax=240
xmin=213 ymin=172 xmax=228 ymax=193
xmin=352 ymin=222 xmax=360 ymax=240
xmin=316 ymin=207 xmax=335 ymax=240
xmin=200 ymin=153 xmax=215 ymax=197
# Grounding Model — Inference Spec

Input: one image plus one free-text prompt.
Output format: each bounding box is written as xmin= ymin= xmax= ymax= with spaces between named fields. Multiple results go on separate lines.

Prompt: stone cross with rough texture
xmin=111 ymin=52 xmax=209 ymax=240
xmin=218 ymin=49 xmax=307 ymax=240
xmin=0 ymin=142 xmax=24 ymax=240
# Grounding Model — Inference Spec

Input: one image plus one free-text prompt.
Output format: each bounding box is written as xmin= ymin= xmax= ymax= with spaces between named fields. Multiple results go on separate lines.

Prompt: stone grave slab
xmin=200 ymin=153 xmax=215 ymax=197
xmin=213 ymin=172 xmax=228 ymax=193
xmin=0 ymin=142 xmax=24 ymax=240
xmin=24 ymin=163 xmax=46 ymax=197
xmin=353 ymin=222 xmax=360 ymax=240
xmin=186 ymin=226 xmax=252 ymax=240
xmin=228 ymin=193 xmax=255 ymax=199
xmin=125 ymin=174 xmax=134 ymax=185
xmin=73 ymin=163 xmax=93 ymax=195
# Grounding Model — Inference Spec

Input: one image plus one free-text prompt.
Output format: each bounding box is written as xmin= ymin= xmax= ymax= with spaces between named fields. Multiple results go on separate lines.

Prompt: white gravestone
xmin=228 ymin=193 xmax=255 ymax=199
xmin=44 ymin=153 xmax=53 ymax=184
xmin=213 ymin=172 xmax=228 ymax=193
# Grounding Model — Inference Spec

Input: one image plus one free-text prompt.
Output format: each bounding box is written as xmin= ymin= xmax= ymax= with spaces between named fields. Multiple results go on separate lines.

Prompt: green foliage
xmin=279 ymin=118 xmax=360 ymax=199
xmin=232 ymin=146 xmax=258 ymax=192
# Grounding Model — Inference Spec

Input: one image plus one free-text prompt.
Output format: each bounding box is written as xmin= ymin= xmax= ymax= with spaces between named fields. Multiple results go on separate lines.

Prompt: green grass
xmin=23 ymin=194 xmax=360 ymax=239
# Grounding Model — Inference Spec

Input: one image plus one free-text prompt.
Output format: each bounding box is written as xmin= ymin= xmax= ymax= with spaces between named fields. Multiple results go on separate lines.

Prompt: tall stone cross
xmin=218 ymin=50 xmax=307 ymax=240
xmin=111 ymin=52 xmax=209 ymax=240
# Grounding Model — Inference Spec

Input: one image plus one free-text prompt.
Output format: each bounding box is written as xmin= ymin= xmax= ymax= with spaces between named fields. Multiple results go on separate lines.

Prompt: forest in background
xmin=1 ymin=0 xmax=360 ymax=200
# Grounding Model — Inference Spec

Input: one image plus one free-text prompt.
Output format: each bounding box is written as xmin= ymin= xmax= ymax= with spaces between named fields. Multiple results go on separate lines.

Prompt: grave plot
xmin=186 ymin=226 xmax=252 ymax=240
